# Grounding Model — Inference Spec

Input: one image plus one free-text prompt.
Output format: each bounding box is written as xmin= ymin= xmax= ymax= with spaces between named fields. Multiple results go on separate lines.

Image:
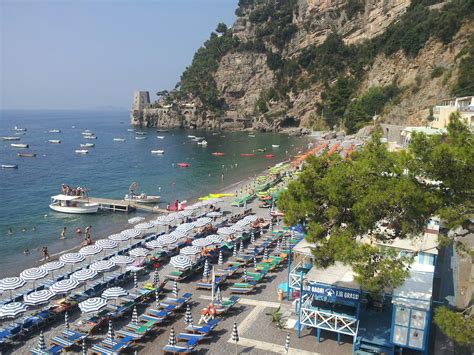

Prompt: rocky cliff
xmin=133 ymin=0 xmax=473 ymax=131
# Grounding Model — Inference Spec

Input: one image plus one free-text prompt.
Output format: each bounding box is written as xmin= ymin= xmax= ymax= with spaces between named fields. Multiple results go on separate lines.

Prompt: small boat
xmin=256 ymin=148 xmax=266 ymax=152
xmin=75 ymin=150 xmax=89 ymax=154
xmin=49 ymin=129 xmax=61 ymax=133
xmin=248 ymin=134 xmax=255 ymax=138
xmin=135 ymin=136 xmax=146 ymax=140
xmin=157 ymin=136 xmax=165 ymax=139
xmin=272 ymin=145 xmax=280 ymax=148
xmin=193 ymin=137 xmax=205 ymax=141
xmin=49 ymin=194 xmax=99 ymax=214
xmin=197 ymin=140 xmax=208 ymax=146
xmin=135 ymin=132 xmax=147 ymax=135
xmin=113 ymin=138 xmax=126 ymax=142
xmin=80 ymin=143 xmax=94 ymax=148
xmin=11 ymin=143 xmax=28 ymax=148
xmin=1 ymin=164 xmax=18 ymax=169
xmin=124 ymin=193 xmax=160 ymax=204
xmin=187 ymin=135 xmax=196 ymax=139
xmin=156 ymin=129 xmax=169 ymax=132
xmin=14 ymin=126 xmax=27 ymax=132
xmin=14 ymin=132 xmax=26 ymax=136
xmin=127 ymin=128 xmax=135 ymax=132
xmin=17 ymin=153 xmax=36 ymax=157
xmin=177 ymin=163 xmax=190 ymax=167
xmin=82 ymin=131 xmax=93 ymax=136
xmin=151 ymin=150 xmax=165 ymax=154
xmin=49 ymin=140 xmax=61 ymax=144
xmin=83 ymin=135 xmax=97 ymax=139
xmin=263 ymin=154 xmax=274 ymax=158
xmin=2 ymin=136 xmax=21 ymax=141
xmin=212 ymin=152 xmax=224 ymax=156
xmin=240 ymin=153 xmax=256 ymax=157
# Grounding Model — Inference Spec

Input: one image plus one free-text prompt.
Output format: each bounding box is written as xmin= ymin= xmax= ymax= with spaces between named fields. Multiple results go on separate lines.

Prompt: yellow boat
xmin=209 ymin=193 xmax=234 ymax=198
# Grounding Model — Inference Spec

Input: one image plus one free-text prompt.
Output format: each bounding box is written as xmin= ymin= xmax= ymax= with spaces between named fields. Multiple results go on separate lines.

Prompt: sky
xmin=0 ymin=0 xmax=237 ymax=109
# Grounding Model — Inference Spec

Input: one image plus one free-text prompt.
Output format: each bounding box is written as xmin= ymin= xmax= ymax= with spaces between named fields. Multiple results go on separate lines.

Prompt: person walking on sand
xmin=41 ymin=246 xmax=50 ymax=261
xmin=60 ymin=227 xmax=67 ymax=239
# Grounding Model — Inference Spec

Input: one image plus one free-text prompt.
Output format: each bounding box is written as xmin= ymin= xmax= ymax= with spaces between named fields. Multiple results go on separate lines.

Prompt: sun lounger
xmin=162 ymin=344 xmax=195 ymax=354
xmin=230 ymin=282 xmax=257 ymax=294
xmin=185 ymin=318 xmax=220 ymax=334
xmin=125 ymin=319 xmax=158 ymax=334
xmin=115 ymin=328 xmax=145 ymax=341
xmin=176 ymin=332 xmax=207 ymax=342
xmin=31 ymin=345 xmax=62 ymax=355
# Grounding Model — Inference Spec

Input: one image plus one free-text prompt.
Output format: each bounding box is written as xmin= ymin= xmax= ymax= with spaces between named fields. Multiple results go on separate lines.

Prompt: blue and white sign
xmin=305 ymin=282 xmax=360 ymax=304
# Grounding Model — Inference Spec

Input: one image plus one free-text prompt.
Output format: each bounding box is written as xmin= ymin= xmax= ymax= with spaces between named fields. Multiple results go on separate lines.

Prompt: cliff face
xmin=133 ymin=0 xmax=473 ymax=131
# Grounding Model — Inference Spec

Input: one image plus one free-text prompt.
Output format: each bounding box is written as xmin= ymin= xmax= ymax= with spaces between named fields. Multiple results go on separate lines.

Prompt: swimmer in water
xmin=22 ymin=227 xmax=27 ymax=232
xmin=23 ymin=249 xmax=30 ymax=255
xmin=8 ymin=228 xmax=13 ymax=235
xmin=32 ymin=226 xmax=36 ymax=232
xmin=60 ymin=226 xmax=67 ymax=239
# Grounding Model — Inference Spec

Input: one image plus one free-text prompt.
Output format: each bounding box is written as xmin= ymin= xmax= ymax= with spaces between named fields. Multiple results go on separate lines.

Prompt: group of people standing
xmin=61 ymin=183 xmax=86 ymax=197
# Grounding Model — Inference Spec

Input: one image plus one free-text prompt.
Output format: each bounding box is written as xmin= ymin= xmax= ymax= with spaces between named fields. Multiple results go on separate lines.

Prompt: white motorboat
xmin=113 ymin=138 xmax=126 ymax=142
xmin=157 ymin=136 xmax=165 ymax=139
xmin=49 ymin=140 xmax=61 ymax=144
xmin=15 ymin=132 xmax=26 ymax=136
xmin=197 ymin=140 xmax=208 ymax=146
xmin=75 ymin=149 xmax=89 ymax=154
xmin=49 ymin=194 xmax=99 ymax=214
xmin=151 ymin=150 xmax=165 ymax=154
xmin=82 ymin=131 xmax=93 ymax=136
xmin=49 ymin=129 xmax=61 ymax=133
xmin=135 ymin=136 xmax=146 ymax=140
xmin=248 ymin=134 xmax=256 ymax=138
xmin=84 ymin=135 xmax=97 ymax=139
xmin=187 ymin=135 xmax=196 ymax=139
xmin=80 ymin=143 xmax=94 ymax=148
xmin=14 ymin=126 xmax=27 ymax=132
xmin=127 ymin=129 xmax=135 ymax=132
xmin=135 ymin=132 xmax=147 ymax=136
xmin=272 ymin=145 xmax=280 ymax=148
xmin=124 ymin=193 xmax=160 ymax=204
xmin=193 ymin=137 xmax=205 ymax=141
xmin=1 ymin=164 xmax=18 ymax=169
xmin=2 ymin=136 xmax=20 ymax=141
xmin=11 ymin=143 xmax=28 ymax=148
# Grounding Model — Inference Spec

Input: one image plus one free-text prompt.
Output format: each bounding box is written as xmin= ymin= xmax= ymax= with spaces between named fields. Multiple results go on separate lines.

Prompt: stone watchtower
xmin=130 ymin=91 xmax=151 ymax=125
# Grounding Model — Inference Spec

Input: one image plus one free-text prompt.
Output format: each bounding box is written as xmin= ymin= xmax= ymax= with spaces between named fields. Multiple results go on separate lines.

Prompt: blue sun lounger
xmin=176 ymin=332 xmax=207 ymax=342
xmin=161 ymin=344 xmax=195 ymax=354
xmin=184 ymin=318 xmax=220 ymax=334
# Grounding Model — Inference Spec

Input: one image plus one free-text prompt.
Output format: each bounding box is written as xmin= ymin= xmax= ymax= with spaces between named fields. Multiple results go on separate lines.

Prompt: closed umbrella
xmin=50 ymin=279 xmax=79 ymax=295
xmin=170 ymin=255 xmax=192 ymax=269
xmin=82 ymin=338 xmax=87 ymax=355
xmin=233 ymin=244 xmax=237 ymax=257
xmin=284 ymin=332 xmax=290 ymax=353
xmin=79 ymin=297 xmax=107 ymax=313
xmin=129 ymin=247 xmax=149 ymax=258
xmin=172 ymin=281 xmax=179 ymax=298
xmin=218 ymin=250 xmax=224 ymax=265
xmin=251 ymin=231 xmax=255 ymax=244
xmin=180 ymin=246 xmax=200 ymax=256
xmin=0 ymin=277 xmax=26 ymax=299
xmin=168 ymin=327 xmax=176 ymax=346
xmin=243 ymin=266 xmax=248 ymax=283
xmin=23 ymin=290 xmax=55 ymax=306
xmin=153 ymin=269 xmax=160 ymax=287
xmin=215 ymin=287 xmax=222 ymax=304
xmin=0 ymin=302 xmax=28 ymax=319
xmin=20 ymin=267 xmax=48 ymax=287
xmin=107 ymin=319 xmax=114 ymax=341
xmin=239 ymin=240 xmax=244 ymax=255
xmin=133 ymin=272 xmax=138 ymax=288
xmin=131 ymin=306 xmax=138 ymax=325
xmin=231 ymin=321 xmax=239 ymax=354
xmin=253 ymin=256 xmax=258 ymax=269
xmin=65 ymin=311 xmax=70 ymax=329
xmin=264 ymin=248 xmax=269 ymax=260
xmin=202 ymin=259 xmax=210 ymax=279
xmin=36 ymin=331 xmax=47 ymax=352
xmin=184 ymin=304 xmax=193 ymax=326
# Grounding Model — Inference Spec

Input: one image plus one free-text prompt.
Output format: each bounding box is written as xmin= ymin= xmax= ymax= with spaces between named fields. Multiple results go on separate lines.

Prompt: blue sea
xmin=0 ymin=109 xmax=309 ymax=276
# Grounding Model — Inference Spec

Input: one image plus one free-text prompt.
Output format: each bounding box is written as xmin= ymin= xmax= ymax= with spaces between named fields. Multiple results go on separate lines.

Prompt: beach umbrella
xmin=184 ymin=204 xmax=199 ymax=211
xmin=206 ymin=211 xmax=222 ymax=218
xmin=169 ymin=230 xmax=186 ymax=239
xmin=195 ymin=217 xmax=212 ymax=227
xmin=231 ymin=321 xmax=239 ymax=354
xmin=134 ymin=222 xmax=154 ymax=231
xmin=170 ymin=255 xmax=192 ymax=269
xmin=168 ymin=327 xmax=176 ymax=346
xmin=153 ymin=269 xmax=160 ymax=287
xmin=65 ymin=311 xmax=70 ymax=329
xmin=36 ymin=331 xmax=47 ymax=352
xmin=205 ymin=234 xmax=224 ymax=245
xmin=79 ymin=297 xmax=107 ymax=313
xmin=109 ymin=255 xmax=135 ymax=265
xmin=178 ymin=210 xmax=193 ymax=218
xmin=251 ymin=231 xmax=255 ymax=244
xmin=82 ymin=339 xmax=87 ymax=355
xmin=95 ymin=239 xmax=118 ymax=250
xmin=40 ymin=261 xmax=65 ymax=279
xmin=244 ymin=215 xmax=258 ymax=222
xmin=0 ymin=277 xmax=26 ymax=298
xmin=133 ymin=272 xmax=138 ymax=288
xmin=79 ymin=245 xmax=102 ymax=257
xmin=230 ymin=225 xmax=244 ymax=233
xmin=157 ymin=234 xmax=178 ymax=245
xmin=180 ymin=245 xmax=200 ymax=256
xmin=59 ymin=253 xmax=85 ymax=270
xmin=0 ymin=302 xmax=27 ymax=319
xmin=184 ymin=304 xmax=193 ymax=326
xmin=129 ymin=247 xmax=149 ymax=258
xmin=192 ymin=238 xmax=212 ymax=248
xmin=23 ymin=289 xmax=55 ymax=306
xmin=176 ymin=222 xmax=195 ymax=233
xmin=128 ymin=216 xmax=145 ymax=224
xmin=284 ymin=332 xmax=290 ymax=353
xmin=155 ymin=288 xmax=160 ymax=308
xmin=71 ymin=268 xmax=98 ymax=282
xmin=121 ymin=228 xmax=142 ymax=239
xmin=172 ymin=281 xmax=179 ymax=298
xmin=217 ymin=227 xmax=234 ymax=236
xmin=145 ymin=240 xmax=163 ymax=249
xmin=102 ymin=287 xmax=128 ymax=300
xmin=243 ymin=266 xmax=248 ymax=283
xmin=203 ymin=259 xmax=210 ymax=279
xmin=276 ymin=239 xmax=281 ymax=254
xmin=131 ymin=306 xmax=138 ymax=325
xmin=253 ymin=256 xmax=258 ymax=269
xmin=50 ymin=279 xmax=79 ymax=295
xmin=107 ymin=319 xmax=114 ymax=341
xmin=270 ymin=220 xmax=274 ymax=230
xmin=90 ymin=260 xmax=115 ymax=273
xmin=239 ymin=240 xmax=244 ymax=254
xmin=20 ymin=267 xmax=48 ymax=287
xmin=232 ymin=244 xmax=237 ymax=257
xmin=108 ymin=233 xmax=130 ymax=242
xmin=215 ymin=286 xmax=222 ymax=304
xmin=264 ymin=248 xmax=269 ymax=260
xmin=218 ymin=249 xmax=224 ymax=265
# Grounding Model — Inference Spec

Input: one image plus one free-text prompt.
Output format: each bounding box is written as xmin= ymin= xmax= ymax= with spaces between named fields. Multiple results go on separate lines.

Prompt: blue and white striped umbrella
xmin=157 ymin=234 xmax=178 ymax=245
xmin=184 ymin=204 xmax=199 ymax=210
xmin=40 ymin=261 xmax=65 ymax=272
xmin=231 ymin=225 xmax=244 ymax=233
xmin=176 ymin=222 xmax=195 ymax=232
xmin=36 ymin=331 xmax=46 ymax=352
xmin=71 ymin=268 xmax=98 ymax=282
xmin=169 ymin=230 xmax=186 ymax=239
xmin=195 ymin=217 xmax=212 ymax=227
xmin=206 ymin=211 xmax=222 ymax=218
xmin=232 ymin=321 xmax=239 ymax=343
xmin=217 ymin=227 xmax=234 ymax=235
xmin=107 ymin=319 xmax=114 ymax=340
xmin=0 ymin=302 xmax=28 ymax=319
xmin=79 ymin=245 xmax=103 ymax=256
xmin=180 ymin=246 xmax=200 ymax=256
xmin=102 ymin=287 xmax=128 ymax=299
xmin=233 ymin=244 xmax=237 ymax=257
xmin=178 ymin=210 xmax=194 ymax=217
xmin=131 ymin=306 xmax=138 ymax=325
xmin=90 ymin=260 xmax=115 ymax=272
xmin=145 ymin=240 xmax=164 ymax=249
xmin=253 ymin=256 xmax=258 ymax=269
xmin=108 ymin=233 xmax=130 ymax=242
xmin=109 ymin=255 xmax=135 ymax=265
xmin=153 ymin=269 xmax=160 ymax=287
xmin=218 ymin=250 xmax=224 ymax=265
xmin=24 ymin=289 xmax=55 ymax=305
xmin=203 ymin=259 xmax=210 ymax=279
xmin=251 ymin=231 xmax=255 ymax=244
xmin=50 ymin=279 xmax=79 ymax=294
xmin=79 ymin=297 xmax=107 ymax=313
xmin=284 ymin=332 xmax=290 ymax=353
xmin=184 ymin=304 xmax=193 ymax=326
xmin=243 ymin=266 xmax=248 ymax=282
xmin=168 ymin=327 xmax=176 ymax=346
xmin=215 ymin=287 xmax=222 ymax=304
xmin=172 ymin=281 xmax=179 ymax=298
xmin=20 ymin=267 xmax=48 ymax=281
xmin=95 ymin=239 xmax=118 ymax=249
xmin=64 ymin=312 xmax=70 ymax=329
xmin=134 ymin=222 xmax=154 ymax=231
xmin=0 ymin=277 xmax=25 ymax=292
xmin=128 ymin=216 xmax=145 ymax=224
xmin=129 ymin=247 xmax=149 ymax=258
xmin=59 ymin=253 xmax=85 ymax=264
xmin=263 ymin=248 xmax=269 ymax=260
xmin=244 ymin=215 xmax=258 ymax=222
xmin=239 ymin=240 xmax=244 ymax=254
xmin=192 ymin=238 xmax=212 ymax=248
xmin=120 ymin=229 xmax=142 ymax=239
xmin=170 ymin=255 xmax=192 ymax=269
xmin=205 ymin=234 xmax=224 ymax=245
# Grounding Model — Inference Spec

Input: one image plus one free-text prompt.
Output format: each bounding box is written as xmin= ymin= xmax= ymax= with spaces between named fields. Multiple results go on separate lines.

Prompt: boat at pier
xmin=49 ymin=194 xmax=99 ymax=214
xmin=124 ymin=193 xmax=160 ymax=204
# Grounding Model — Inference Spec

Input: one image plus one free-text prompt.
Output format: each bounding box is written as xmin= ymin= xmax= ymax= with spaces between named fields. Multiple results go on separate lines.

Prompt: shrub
xmin=431 ymin=66 xmax=445 ymax=78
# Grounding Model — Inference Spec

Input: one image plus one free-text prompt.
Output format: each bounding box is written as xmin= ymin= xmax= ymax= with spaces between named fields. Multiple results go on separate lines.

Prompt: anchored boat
xmin=49 ymin=129 xmax=61 ymax=133
xmin=1 ymin=136 xmax=21 ymax=141
xmin=17 ymin=153 xmax=36 ymax=157
xmin=113 ymin=138 xmax=126 ymax=142
xmin=84 ymin=135 xmax=97 ymax=139
xmin=151 ymin=150 xmax=165 ymax=154
xmin=75 ymin=149 xmax=89 ymax=154
xmin=14 ymin=126 xmax=27 ymax=132
xmin=11 ymin=143 xmax=28 ymax=148
xmin=49 ymin=194 xmax=99 ymax=214
xmin=49 ymin=140 xmax=61 ymax=144
xmin=80 ymin=143 xmax=94 ymax=148
xmin=1 ymin=164 xmax=18 ymax=169
xmin=124 ymin=193 xmax=160 ymax=204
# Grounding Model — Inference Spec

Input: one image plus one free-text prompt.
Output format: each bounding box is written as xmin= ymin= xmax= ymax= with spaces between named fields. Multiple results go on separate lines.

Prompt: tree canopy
xmin=278 ymin=114 xmax=473 ymax=295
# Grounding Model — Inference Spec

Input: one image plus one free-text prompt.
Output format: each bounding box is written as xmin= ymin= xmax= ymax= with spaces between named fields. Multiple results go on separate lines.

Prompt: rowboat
xmin=80 ymin=143 xmax=94 ymax=148
xmin=84 ymin=135 xmax=97 ymax=139
xmin=240 ymin=153 xmax=255 ymax=157
xmin=256 ymin=148 xmax=266 ymax=152
xmin=49 ymin=129 xmax=61 ymax=133
xmin=14 ymin=126 xmax=27 ymax=132
xmin=15 ymin=132 xmax=26 ymax=135
xmin=49 ymin=140 xmax=61 ymax=144
xmin=11 ymin=143 xmax=28 ymax=148
xmin=75 ymin=150 xmax=89 ymax=154
xmin=157 ymin=136 xmax=165 ymax=139
xmin=1 ymin=164 xmax=18 ymax=169
xmin=212 ymin=152 xmax=224 ymax=156
xmin=113 ymin=138 xmax=126 ymax=142
xmin=49 ymin=195 xmax=99 ymax=214
xmin=151 ymin=150 xmax=165 ymax=154
xmin=177 ymin=163 xmax=190 ymax=167
xmin=272 ymin=145 xmax=280 ymax=148
xmin=17 ymin=153 xmax=36 ymax=157
xmin=81 ymin=131 xmax=92 ymax=135
xmin=1 ymin=136 xmax=20 ymax=141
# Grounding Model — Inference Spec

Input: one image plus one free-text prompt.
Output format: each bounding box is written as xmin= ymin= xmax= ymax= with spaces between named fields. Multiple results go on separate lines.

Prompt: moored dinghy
xmin=80 ymin=143 xmax=94 ymax=148
xmin=75 ymin=150 xmax=89 ymax=154
xmin=151 ymin=150 xmax=165 ymax=154
xmin=49 ymin=129 xmax=61 ymax=133
xmin=113 ymin=138 xmax=126 ymax=142
xmin=1 ymin=164 xmax=18 ymax=169
xmin=11 ymin=143 xmax=29 ymax=148
xmin=17 ymin=153 xmax=36 ymax=157
xmin=49 ymin=140 xmax=61 ymax=144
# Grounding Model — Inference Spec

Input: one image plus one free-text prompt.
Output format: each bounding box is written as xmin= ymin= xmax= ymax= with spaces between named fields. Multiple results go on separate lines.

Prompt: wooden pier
xmin=87 ymin=197 xmax=167 ymax=213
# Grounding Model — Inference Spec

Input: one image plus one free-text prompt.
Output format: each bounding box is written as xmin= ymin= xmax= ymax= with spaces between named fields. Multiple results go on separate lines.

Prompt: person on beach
xmin=85 ymin=225 xmax=91 ymax=239
xmin=41 ymin=246 xmax=50 ymax=261
xmin=60 ymin=227 xmax=67 ymax=239
xmin=82 ymin=235 xmax=92 ymax=246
